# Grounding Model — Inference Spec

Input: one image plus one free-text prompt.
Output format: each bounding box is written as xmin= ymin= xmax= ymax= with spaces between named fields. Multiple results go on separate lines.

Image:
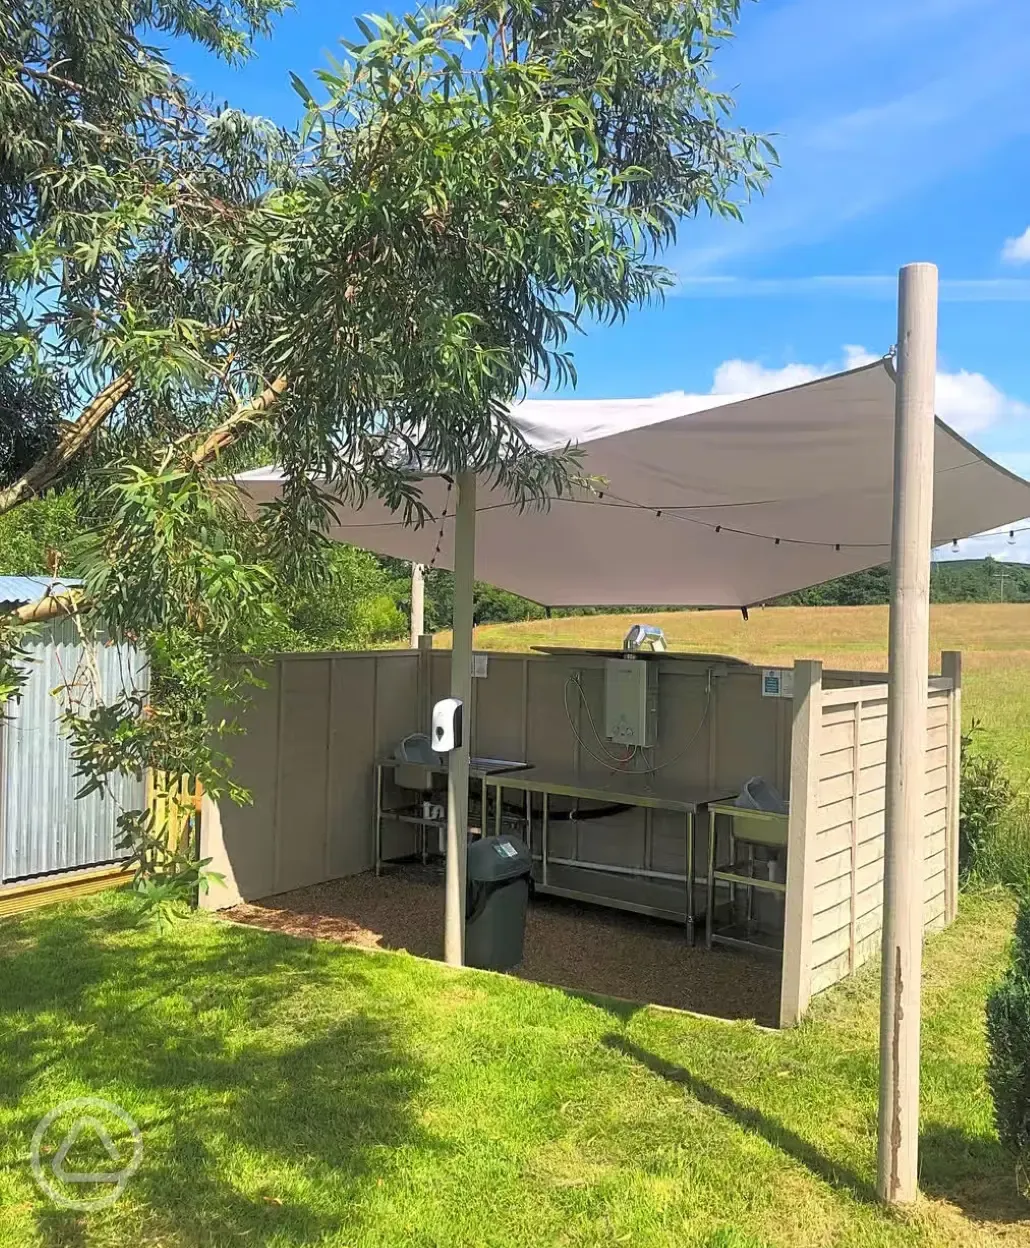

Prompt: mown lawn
xmin=0 ymin=888 xmax=1024 ymax=1247
xmin=454 ymin=604 xmax=1030 ymax=781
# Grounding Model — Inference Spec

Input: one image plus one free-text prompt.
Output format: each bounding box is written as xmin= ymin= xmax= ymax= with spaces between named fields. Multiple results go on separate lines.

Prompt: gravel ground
xmin=225 ymin=864 xmax=781 ymax=1025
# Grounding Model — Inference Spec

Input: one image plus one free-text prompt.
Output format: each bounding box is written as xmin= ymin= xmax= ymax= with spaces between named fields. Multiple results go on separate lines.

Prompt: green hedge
xmin=986 ymin=896 xmax=1030 ymax=1178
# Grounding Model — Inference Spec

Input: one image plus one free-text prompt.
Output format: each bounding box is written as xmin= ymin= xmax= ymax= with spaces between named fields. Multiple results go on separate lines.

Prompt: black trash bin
xmin=465 ymin=835 xmax=532 ymax=970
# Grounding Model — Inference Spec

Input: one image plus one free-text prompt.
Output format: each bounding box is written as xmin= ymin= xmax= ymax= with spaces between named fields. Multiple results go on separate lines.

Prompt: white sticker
xmin=494 ymin=841 xmax=518 ymax=857
xmin=471 ymin=653 xmax=489 ymax=679
xmin=762 ymin=668 xmax=795 ymax=698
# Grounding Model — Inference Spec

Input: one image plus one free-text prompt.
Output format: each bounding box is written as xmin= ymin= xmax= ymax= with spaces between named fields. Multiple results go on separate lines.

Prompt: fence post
xmin=410 ymin=563 xmax=425 ymax=649
xmin=417 ymin=633 xmax=434 ymax=734
xmin=941 ymin=651 xmax=962 ymax=924
xmin=779 ymin=659 xmax=823 ymax=1027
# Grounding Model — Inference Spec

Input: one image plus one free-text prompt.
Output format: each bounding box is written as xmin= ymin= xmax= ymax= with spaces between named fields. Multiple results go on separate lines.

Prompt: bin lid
xmin=467 ymin=835 xmax=532 ymax=883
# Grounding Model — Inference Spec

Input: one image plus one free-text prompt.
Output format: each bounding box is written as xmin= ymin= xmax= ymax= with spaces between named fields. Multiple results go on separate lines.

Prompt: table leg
xmin=494 ymin=779 xmax=502 ymax=837
xmin=706 ymin=810 xmax=716 ymax=950
xmin=374 ymin=764 xmax=383 ymax=877
xmin=542 ymin=791 xmax=549 ymax=888
xmin=685 ymin=811 xmax=695 ymax=943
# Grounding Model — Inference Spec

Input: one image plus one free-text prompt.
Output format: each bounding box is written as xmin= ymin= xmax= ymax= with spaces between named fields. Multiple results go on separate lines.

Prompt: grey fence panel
xmin=1 ymin=619 xmax=147 ymax=882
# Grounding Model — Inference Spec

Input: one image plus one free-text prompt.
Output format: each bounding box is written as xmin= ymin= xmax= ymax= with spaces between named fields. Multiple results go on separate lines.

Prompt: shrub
xmin=986 ymin=892 xmax=1030 ymax=1194
xmin=960 ymin=721 xmax=1018 ymax=882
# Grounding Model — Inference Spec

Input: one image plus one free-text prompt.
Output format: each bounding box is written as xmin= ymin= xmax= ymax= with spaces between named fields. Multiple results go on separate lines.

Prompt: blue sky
xmin=168 ymin=0 xmax=1030 ymax=557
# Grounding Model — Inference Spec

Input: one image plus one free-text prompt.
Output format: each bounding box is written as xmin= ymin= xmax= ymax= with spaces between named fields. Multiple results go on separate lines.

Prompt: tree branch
xmin=4 ymin=375 xmax=285 ymax=629
xmin=14 ymin=62 xmax=82 ymax=94
xmin=9 ymin=589 xmax=91 ymax=626
xmin=0 ymin=372 xmax=135 ymax=516
xmin=188 ymin=375 xmax=286 ymax=467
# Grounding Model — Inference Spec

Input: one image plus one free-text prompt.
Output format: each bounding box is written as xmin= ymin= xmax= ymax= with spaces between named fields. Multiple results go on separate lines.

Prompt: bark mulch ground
xmin=225 ymin=863 xmax=781 ymax=1025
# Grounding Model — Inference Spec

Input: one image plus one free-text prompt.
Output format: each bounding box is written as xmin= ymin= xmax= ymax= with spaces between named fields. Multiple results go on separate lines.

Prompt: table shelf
xmin=706 ymin=805 xmax=788 ymax=956
xmin=374 ymin=758 xmax=526 ymax=873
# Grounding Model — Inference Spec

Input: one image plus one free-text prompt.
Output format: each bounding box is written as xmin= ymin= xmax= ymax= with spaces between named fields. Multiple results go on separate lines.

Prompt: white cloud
xmin=710 ymin=358 xmax=824 ymax=395
xmin=935 ymin=371 xmax=1029 ymax=435
xmin=1002 ymin=226 xmax=1030 ymax=264
xmin=842 ymin=344 xmax=878 ymax=369
xmin=706 ymin=344 xmax=1030 ymax=438
xmin=709 ymin=344 xmax=877 ymax=397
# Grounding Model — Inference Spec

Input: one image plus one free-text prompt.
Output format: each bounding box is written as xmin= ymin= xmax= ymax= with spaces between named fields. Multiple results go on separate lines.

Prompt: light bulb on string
xmin=951 ymin=538 xmax=960 ymax=553
xmin=1009 ymin=530 xmax=1016 ymax=546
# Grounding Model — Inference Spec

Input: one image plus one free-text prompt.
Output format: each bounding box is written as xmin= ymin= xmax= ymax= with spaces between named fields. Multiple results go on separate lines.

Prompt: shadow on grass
xmin=602 ymin=1033 xmax=878 ymax=1204
xmin=920 ymin=1121 xmax=1029 ymax=1224
xmin=560 ymin=988 xmax=646 ymax=1023
xmin=0 ymin=896 xmax=440 ymax=1247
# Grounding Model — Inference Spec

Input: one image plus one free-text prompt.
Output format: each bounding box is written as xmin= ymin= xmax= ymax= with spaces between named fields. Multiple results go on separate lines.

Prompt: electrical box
xmin=604 ymin=658 xmax=659 ymax=748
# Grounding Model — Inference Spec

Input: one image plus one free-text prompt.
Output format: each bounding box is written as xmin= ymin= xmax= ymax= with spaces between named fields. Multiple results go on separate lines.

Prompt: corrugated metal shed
xmin=0 ymin=576 xmax=82 ymax=609
xmin=0 ymin=613 xmax=147 ymax=883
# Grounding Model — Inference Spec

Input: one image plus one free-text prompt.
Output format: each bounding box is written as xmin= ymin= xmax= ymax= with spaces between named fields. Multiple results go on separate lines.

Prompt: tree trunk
xmin=190 ymin=376 xmax=286 ymax=467
xmin=0 ymin=372 xmax=135 ymax=516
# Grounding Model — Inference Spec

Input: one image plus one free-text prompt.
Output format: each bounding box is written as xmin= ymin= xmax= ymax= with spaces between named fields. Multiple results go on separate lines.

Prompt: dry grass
xmin=444 ymin=604 xmax=1030 ymax=779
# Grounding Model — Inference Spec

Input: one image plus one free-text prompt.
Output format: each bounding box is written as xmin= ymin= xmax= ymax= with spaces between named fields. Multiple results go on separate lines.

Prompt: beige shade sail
xmin=234 ymin=358 xmax=1030 ymax=607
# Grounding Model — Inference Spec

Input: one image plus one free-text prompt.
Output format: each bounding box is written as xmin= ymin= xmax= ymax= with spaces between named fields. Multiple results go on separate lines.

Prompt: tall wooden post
xmin=410 ymin=562 xmax=425 ymax=649
xmin=444 ymin=471 xmax=476 ymax=967
xmin=878 ymin=262 xmax=938 ymax=1204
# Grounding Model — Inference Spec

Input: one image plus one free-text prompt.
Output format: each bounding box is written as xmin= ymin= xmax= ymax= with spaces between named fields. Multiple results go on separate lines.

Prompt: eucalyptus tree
xmin=0 ymin=0 xmax=771 ymax=910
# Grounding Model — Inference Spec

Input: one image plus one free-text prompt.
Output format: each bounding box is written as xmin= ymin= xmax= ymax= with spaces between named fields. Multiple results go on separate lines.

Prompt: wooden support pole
xmin=417 ymin=633 xmax=434 ymax=734
xmin=877 ymin=262 xmax=938 ymax=1205
xmin=410 ymin=562 xmax=425 ymax=650
xmin=444 ymin=472 xmax=476 ymax=967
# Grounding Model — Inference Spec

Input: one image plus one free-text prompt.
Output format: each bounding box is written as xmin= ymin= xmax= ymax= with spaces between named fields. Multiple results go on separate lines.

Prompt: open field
xmin=0 ymin=888 xmax=1025 ymax=1248
xmin=451 ymin=604 xmax=1030 ymax=781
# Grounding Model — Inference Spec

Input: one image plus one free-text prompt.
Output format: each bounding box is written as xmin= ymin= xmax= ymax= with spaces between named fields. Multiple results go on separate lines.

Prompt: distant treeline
xmin=776 ymin=558 xmax=1030 ymax=607
xmin=3 ymin=497 xmax=1023 ymax=649
xmin=387 ymin=557 xmax=1030 ymax=628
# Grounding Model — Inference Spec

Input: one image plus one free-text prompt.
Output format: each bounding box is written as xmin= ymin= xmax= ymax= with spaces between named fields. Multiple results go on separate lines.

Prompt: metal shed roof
xmin=0 ymin=577 xmax=82 ymax=610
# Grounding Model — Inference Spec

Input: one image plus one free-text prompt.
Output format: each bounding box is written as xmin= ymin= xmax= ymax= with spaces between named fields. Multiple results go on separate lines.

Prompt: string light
xmin=427 ymin=479 xmax=453 ymax=572
xmin=326 ymin=480 xmax=1030 ymax=553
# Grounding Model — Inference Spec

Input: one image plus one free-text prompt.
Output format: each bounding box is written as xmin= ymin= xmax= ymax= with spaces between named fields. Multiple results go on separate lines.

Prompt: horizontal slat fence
xmin=780 ymin=653 xmax=961 ymax=1026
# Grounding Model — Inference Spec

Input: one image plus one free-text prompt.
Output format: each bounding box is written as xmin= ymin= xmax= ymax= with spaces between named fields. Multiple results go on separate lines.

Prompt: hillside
xmin=450 ymin=603 xmax=1030 ymax=780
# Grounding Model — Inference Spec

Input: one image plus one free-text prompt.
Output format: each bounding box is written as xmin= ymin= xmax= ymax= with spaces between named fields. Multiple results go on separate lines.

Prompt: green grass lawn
xmin=0 ymin=888 xmax=1023 ymax=1247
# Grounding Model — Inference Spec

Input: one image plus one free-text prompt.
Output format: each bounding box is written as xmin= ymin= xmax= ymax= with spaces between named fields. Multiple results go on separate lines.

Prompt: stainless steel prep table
xmin=374 ymin=756 xmax=527 ymax=874
xmin=705 ymin=803 xmax=788 ymax=955
xmin=484 ymin=768 xmax=736 ymax=940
